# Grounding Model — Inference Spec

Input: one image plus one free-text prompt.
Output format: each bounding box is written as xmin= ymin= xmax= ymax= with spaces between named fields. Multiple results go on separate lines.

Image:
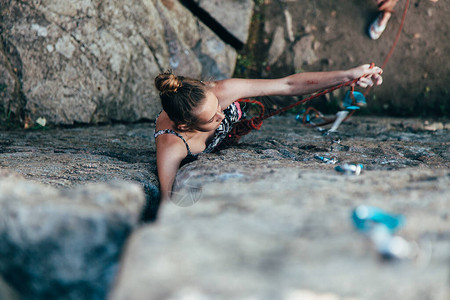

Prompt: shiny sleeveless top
xmin=154 ymin=102 xmax=242 ymax=164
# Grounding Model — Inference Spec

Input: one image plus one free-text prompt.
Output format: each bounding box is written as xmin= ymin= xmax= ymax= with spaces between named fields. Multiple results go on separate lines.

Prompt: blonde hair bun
xmin=155 ymin=71 xmax=183 ymax=93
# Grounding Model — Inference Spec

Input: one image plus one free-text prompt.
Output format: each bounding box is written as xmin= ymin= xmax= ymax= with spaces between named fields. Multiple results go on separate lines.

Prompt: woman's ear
xmin=177 ymin=123 xmax=191 ymax=131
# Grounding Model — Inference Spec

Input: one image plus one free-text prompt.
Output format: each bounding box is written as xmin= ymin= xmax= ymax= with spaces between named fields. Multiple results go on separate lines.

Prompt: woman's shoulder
xmin=155 ymin=128 xmax=183 ymax=147
xmin=155 ymin=131 xmax=190 ymax=157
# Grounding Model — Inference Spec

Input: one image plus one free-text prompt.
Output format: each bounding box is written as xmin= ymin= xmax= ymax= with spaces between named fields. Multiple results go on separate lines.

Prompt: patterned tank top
xmin=154 ymin=101 xmax=243 ymax=164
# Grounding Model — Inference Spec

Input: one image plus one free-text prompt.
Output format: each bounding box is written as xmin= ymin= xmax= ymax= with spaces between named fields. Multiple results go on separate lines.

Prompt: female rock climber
xmin=154 ymin=64 xmax=383 ymax=201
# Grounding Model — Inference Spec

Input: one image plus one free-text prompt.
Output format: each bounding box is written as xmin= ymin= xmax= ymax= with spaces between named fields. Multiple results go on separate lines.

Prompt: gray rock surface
xmin=251 ymin=1 xmax=450 ymax=116
xmin=0 ymin=48 xmax=20 ymax=128
xmin=0 ymin=0 xmax=238 ymax=126
xmin=110 ymin=116 xmax=450 ymax=300
xmin=293 ymin=34 xmax=318 ymax=69
xmin=267 ymin=26 xmax=286 ymax=66
xmin=0 ymin=170 xmax=146 ymax=300
xmin=0 ymin=123 xmax=160 ymax=219
xmin=0 ymin=123 xmax=159 ymax=299
xmin=0 ymin=116 xmax=448 ymax=300
xmin=193 ymin=0 xmax=254 ymax=44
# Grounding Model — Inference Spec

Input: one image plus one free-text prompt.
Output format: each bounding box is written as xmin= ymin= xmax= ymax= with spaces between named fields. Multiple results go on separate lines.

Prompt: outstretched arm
xmin=211 ymin=64 xmax=383 ymax=108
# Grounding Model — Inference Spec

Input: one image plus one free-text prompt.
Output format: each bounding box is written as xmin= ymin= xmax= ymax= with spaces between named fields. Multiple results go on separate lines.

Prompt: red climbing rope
xmin=382 ymin=0 xmax=410 ymax=69
xmin=364 ymin=0 xmax=410 ymax=97
xmin=227 ymin=73 xmax=365 ymax=144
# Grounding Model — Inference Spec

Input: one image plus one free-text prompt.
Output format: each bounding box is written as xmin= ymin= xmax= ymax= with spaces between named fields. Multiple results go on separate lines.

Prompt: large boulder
xmin=0 ymin=122 xmax=159 ymax=299
xmin=0 ymin=170 xmax=146 ymax=300
xmin=0 ymin=0 xmax=239 ymax=126
xmin=109 ymin=165 xmax=450 ymax=300
xmin=109 ymin=116 xmax=450 ymax=300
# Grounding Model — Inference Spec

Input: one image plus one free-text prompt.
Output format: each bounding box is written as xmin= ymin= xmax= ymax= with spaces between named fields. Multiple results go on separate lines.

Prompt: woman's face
xmin=191 ymin=91 xmax=225 ymax=132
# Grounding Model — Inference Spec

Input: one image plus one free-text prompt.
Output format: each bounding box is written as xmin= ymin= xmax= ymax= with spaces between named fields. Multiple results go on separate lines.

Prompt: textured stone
xmin=110 ymin=116 xmax=450 ymax=300
xmin=193 ymin=0 xmax=254 ymax=44
xmin=258 ymin=0 xmax=450 ymax=117
xmin=110 ymin=167 xmax=450 ymax=300
xmin=0 ymin=123 xmax=159 ymax=299
xmin=0 ymin=0 xmax=238 ymax=126
xmin=293 ymin=34 xmax=318 ymax=69
xmin=0 ymin=50 xmax=20 ymax=125
xmin=267 ymin=26 xmax=286 ymax=66
xmin=0 ymin=123 xmax=160 ymax=220
xmin=1 ymin=117 xmax=448 ymax=299
xmin=0 ymin=170 xmax=146 ymax=300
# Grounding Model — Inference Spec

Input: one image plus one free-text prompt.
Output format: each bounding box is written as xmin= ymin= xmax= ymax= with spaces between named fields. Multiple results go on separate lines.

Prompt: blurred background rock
xmin=1 ymin=0 xmax=449 ymax=128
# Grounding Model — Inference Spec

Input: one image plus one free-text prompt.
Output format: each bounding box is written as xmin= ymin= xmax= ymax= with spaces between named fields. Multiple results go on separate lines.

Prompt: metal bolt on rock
xmin=314 ymin=155 xmax=338 ymax=164
xmin=335 ymin=163 xmax=363 ymax=175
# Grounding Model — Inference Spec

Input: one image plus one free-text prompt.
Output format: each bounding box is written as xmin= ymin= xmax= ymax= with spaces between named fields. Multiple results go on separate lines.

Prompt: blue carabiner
xmin=343 ymin=90 xmax=367 ymax=109
xmin=352 ymin=205 xmax=405 ymax=233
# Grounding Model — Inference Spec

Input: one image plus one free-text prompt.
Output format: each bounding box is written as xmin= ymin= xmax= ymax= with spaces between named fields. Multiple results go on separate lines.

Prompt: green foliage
xmin=0 ymin=105 xmax=17 ymax=129
xmin=234 ymin=53 xmax=257 ymax=78
xmin=0 ymin=83 xmax=7 ymax=93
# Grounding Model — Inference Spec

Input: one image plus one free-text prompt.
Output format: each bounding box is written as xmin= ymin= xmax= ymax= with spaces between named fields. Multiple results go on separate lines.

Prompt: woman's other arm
xmin=211 ymin=64 xmax=382 ymax=108
xmin=156 ymin=135 xmax=188 ymax=202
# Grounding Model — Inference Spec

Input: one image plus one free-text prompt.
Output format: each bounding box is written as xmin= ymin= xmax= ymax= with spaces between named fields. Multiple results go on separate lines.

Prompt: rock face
xmin=0 ymin=170 xmax=146 ymax=300
xmin=293 ymin=35 xmax=319 ymax=70
xmin=267 ymin=26 xmax=286 ymax=66
xmin=110 ymin=116 xmax=450 ymax=300
xmin=253 ymin=1 xmax=450 ymax=116
xmin=110 ymin=166 xmax=450 ymax=300
xmin=0 ymin=123 xmax=160 ymax=219
xmin=1 ymin=117 xmax=449 ymax=300
xmin=0 ymin=0 xmax=240 ymax=126
xmin=0 ymin=123 xmax=159 ymax=299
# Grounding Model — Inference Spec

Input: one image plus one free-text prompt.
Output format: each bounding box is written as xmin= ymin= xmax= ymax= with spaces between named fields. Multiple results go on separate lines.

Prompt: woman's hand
xmin=349 ymin=64 xmax=383 ymax=88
